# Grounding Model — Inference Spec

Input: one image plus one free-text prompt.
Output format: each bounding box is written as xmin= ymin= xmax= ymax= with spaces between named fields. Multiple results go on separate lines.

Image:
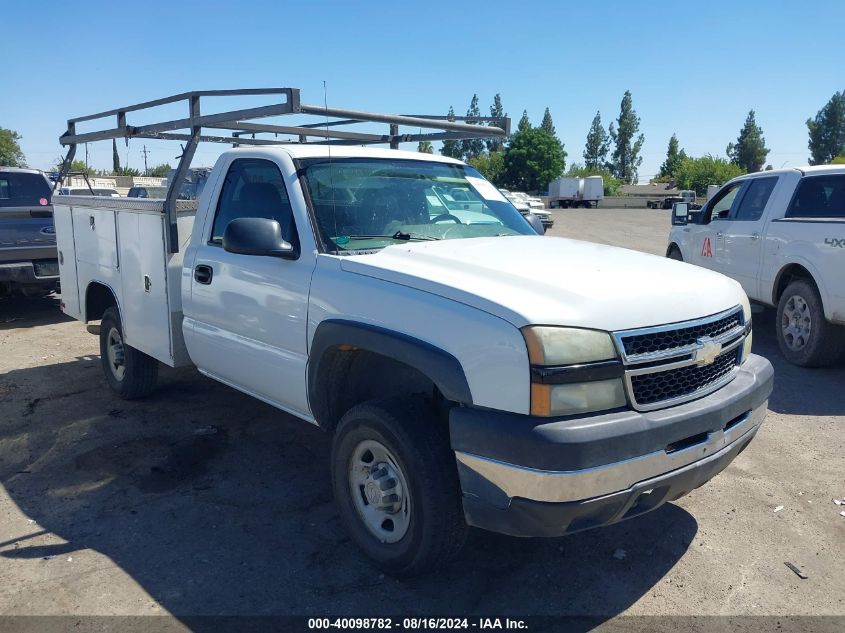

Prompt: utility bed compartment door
xmin=72 ymin=208 xmax=118 ymax=269
xmin=117 ymin=211 xmax=173 ymax=363
xmin=53 ymin=206 xmax=81 ymax=319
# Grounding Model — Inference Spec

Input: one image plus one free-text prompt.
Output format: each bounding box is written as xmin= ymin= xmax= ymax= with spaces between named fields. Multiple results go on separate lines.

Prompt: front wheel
xmin=99 ymin=307 xmax=159 ymax=399
xmin=776 ymin=280 xmax=844 ymax=367
xmin=331 ymin=397 xmax=467 ymax=576
xmin=667 ymin=246 xmax=683 ymax=261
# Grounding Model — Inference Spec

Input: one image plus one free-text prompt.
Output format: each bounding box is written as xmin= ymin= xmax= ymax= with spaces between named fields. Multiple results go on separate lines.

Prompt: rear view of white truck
xmin=52 ymin=89 xmax=773 ymax=575
xmin=548 ymin=175 xmax=603 ymax=208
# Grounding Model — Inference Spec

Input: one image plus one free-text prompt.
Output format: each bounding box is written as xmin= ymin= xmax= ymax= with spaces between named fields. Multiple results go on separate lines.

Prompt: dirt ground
xmin=0 ymin=207 xmax=843 ymax=623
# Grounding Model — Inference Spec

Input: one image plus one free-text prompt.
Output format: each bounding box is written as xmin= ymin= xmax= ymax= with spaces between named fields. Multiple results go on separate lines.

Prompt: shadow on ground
xmin=0 ymin=352 xmax=697 ymax=618
xmin=0 ymin=294 xmax=71 ymax=331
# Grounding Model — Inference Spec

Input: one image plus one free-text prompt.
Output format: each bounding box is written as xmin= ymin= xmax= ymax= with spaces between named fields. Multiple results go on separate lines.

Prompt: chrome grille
xmin=613 ymin=306 xmax=748 ymax=411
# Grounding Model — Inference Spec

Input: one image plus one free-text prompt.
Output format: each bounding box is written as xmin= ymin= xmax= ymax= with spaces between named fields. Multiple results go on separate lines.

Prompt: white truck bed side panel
xmin=53 ymin=206 xmax=81 ymax=319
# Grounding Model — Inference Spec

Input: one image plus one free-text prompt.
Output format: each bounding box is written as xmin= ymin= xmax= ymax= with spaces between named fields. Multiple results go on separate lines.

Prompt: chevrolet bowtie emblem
xmin=694 ymin=336 xmax=722 ymax=366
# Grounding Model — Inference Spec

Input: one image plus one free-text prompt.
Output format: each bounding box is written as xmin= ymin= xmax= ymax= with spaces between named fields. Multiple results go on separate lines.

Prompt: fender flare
xmin=307 ymin=319 xmax=473 ymax=416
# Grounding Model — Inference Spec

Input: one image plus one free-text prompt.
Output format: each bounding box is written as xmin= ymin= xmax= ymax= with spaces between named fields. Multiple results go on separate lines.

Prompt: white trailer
xmin=548 ymin=176 xmax=603 ymax=208
xmin=581 ymin=176 xmax=604 ymax=209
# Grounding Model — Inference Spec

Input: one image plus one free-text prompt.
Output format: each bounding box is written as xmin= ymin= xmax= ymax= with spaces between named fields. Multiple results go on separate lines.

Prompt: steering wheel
xmin=430 ymin=213 xmax=463 ymax=224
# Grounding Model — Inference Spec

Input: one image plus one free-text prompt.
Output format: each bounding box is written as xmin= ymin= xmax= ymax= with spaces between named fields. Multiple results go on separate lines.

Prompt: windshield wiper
xmin=342 ymin=231 xmax=440 ymax=242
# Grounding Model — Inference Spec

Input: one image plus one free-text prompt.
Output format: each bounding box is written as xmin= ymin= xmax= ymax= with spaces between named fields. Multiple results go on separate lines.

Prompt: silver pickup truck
xmin=0 ymin=167 xmax=59 ymax=297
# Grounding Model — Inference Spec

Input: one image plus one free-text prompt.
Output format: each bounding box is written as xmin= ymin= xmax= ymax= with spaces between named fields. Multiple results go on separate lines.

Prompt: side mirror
xmin=671 ymin=202 xmax=689 ymax=226
xmin=222 ymin=217 xmax=296 ymax=259
xmin=525 ymin=213 xmax=546 ymax=235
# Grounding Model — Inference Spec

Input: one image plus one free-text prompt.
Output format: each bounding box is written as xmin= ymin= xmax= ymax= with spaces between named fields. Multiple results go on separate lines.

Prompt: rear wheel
xmin=99 ymin=307 xmax=159 ymax=399
xmin=776 ymin=280 xmax=844 ymax=367
xmin=331 ymin=397 xmax=467 ymax=576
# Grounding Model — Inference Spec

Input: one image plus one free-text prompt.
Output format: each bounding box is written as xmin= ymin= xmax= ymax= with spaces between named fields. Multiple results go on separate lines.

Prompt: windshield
xmin=299 ymin=158 xmax=535 ymax=253
xmin=0 ymin=172 xmax=51 ymax=207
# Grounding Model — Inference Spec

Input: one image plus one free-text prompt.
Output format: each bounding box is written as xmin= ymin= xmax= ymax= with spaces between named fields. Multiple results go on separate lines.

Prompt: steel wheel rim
xmin=781 ymin=294 xmax=812 ymax=351
xmin=348 ymin=439 xmax=411 ymax=543
xmin=106 ymin=327 xmax=126 ymax=381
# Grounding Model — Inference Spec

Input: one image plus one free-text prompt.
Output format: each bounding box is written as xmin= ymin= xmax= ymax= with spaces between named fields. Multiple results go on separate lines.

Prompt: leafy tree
xmin=806 ymin=90 xmax=845 ymax=165
xmin=147 ymin=163 xmax=172 ymax=178
xmin=417 ymin=141 xmax=433 ymax=154
xmin=608 ymin=90 xmax=645 ymax=184
xmin=0 ymin=127 xmax=26 ymax=167
xmin=501 ymin=127 xmax=564 ymax=193
xmin=658 ymin=134 xmax=687 ymax=179
xmin=726 ymin=110 xmax=769 ymax=172
xmin=583 ymin=111 xmax=610 ymax=170
xmin=440 ymin=106 xmax=463 ymax=159
xmin=487 ymin=93 xmax=506 ymax=152
xmin=468 ymin=151 xmax=504 ymax=186
xmin=540 ymin=107 xmax=556 ymax=137
xmin=831 ymin=155 xmax=845 ymax=165
xmin=566 ymin=163 xmax=620 ymax=196
xmin=112 ymin=139 xmax=121 ymax=173
xmin=56 ymin=159 xmax=96 ymax=176
xmin=517 ymin=110 xmax=531 ymax=133
xmin=460 ymin=94 xmax=485 ymax=160
xmin=112 ymin=166 xmax=141 ymax=177
xmin=674 ymin=154 xmax=744 ymax=196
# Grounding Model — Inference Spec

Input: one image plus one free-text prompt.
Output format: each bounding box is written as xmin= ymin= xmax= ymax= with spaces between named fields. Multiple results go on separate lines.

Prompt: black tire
xmin=776 ymin=279 xmax=845 ymax=367
xmin=99 ymin=306 xmax=159 ymax=399
xmin=331 ymin=397 xmax=467 ymax=576
xmin=667 ymin=246 xmax=683 ymax=261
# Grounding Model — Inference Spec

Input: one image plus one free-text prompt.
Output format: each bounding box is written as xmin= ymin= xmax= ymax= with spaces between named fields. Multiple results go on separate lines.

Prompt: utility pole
xmin=84 ymin=143 xmax=89 ymax=172
xmin=141 ymin=145 xmax=150 ymax=175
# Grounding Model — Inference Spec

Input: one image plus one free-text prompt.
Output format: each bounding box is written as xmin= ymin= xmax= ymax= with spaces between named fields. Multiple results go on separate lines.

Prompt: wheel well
xmin=666 ymin=243 xmax=681 ymax=256
xmin=773 ymin=264 xmax=815 ymax=305
xmin=311 ymin=347 xmax=440 ymax=433
xmin=85 ymin=282 xmax=117 ymax=321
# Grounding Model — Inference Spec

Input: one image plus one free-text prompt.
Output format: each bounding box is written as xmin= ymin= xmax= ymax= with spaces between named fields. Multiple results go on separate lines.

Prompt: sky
xmin=2 ymin=0 xmax=843 ymax=183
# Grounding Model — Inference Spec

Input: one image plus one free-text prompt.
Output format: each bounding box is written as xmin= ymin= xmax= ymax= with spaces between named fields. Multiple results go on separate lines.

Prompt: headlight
xmin=531 ymin=379 xmax=627 ymax=417
xmin=522 ymin=326 xmax=625 ymax=416
xmin=522 ymin=326 xmax=617 ymax=365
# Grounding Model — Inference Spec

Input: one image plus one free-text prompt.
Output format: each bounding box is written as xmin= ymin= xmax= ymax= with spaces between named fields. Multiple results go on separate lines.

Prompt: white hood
xmin=339 ymin=236 xmax=746 ymax=331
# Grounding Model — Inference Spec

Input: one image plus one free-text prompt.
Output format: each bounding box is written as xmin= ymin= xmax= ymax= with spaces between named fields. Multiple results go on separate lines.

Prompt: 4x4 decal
xmin=824 ymin=238 xmax=845 ymax=248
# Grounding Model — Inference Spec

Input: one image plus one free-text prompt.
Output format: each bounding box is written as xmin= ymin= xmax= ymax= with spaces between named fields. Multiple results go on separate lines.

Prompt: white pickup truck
xmin=53 ymin=90 xmax=772 ymax=575
xmin=668 ymin=166 xmax=845 ymax=367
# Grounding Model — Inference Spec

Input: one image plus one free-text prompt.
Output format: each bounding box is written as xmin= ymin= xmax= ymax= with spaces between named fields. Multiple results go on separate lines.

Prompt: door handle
xmin=194 ymin=264 xmax=213 ymax=285
xmin=750 ymin=232 xmax=760 ymax=241
xmin=716 ymin=231 xmax=724 ymax=239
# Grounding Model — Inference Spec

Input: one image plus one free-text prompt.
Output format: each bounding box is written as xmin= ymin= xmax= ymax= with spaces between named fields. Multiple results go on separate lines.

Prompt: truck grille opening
xmin=630 ymin=349 xmax=738 ymax=406
xmin=620 ymin=310 xmax=742 ymax=357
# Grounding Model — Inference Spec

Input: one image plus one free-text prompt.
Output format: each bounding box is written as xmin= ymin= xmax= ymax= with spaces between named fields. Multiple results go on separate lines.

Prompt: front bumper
xmin=450 ymin=353 xmax=773 ymax=537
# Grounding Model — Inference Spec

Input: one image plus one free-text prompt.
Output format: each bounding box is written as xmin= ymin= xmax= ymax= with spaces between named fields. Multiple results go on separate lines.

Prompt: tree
xmin=460 ymin=94 xmax=485 ymax=160
xmin=608 ymin=90 xmax=645 ymax=184
xmin=832 ymin=155 xmax=845 ymax=165
xmin=674 ymin=154 xmax=745 ymax=196
xmin=417 ymin=141 xmax=433 ymax=154
xmin=806 ymin=90 xmax=845 ymax=165
xmin=501 ymin=127 xmax=564 ymax=193
xmin=582 ymin=111 xmax=610 ymax=170
xmin=112 ymin=139 xmax=121 ymax=173
xmin=487 ymin=93 xmax=506 ymax=152
xmin=658 ymin=134 xmax=686 ymax=179
xmin=566 ymin=163 xmax=620 ymax=196
xmin=60 ymin=159 xmax=96 ymax=176
xmin=440 ymin=106 xmax=463 ymax=159
xmin=467 ymin=151 xmax=504 ymax=186
xmin=112 ymin=166 xmax=141 ymax=177
xmin=540 ymin=107 xmax=556 ymax=137
xmin=0 ymin=127 xmax=26 ymax=167
xmin=726 ymin=110 xmax=769 ymax=172
xmin=517 ymin=110 xmax=531 ymax=133
xmin=147 ymin=163 xmax=172 ymax=178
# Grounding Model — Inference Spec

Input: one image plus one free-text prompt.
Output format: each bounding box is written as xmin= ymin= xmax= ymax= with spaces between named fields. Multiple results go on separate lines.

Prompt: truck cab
xmin=668 ymin=166 xmax=845 ymax=366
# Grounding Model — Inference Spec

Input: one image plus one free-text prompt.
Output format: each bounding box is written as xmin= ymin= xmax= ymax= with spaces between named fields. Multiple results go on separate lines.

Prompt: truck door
xmin=184 ymin=157 xmax=314 ymax=419
xmin=685 ymin=180 xmax=746 ymax=272
xmin=713 ymin=176 xmax=778 ymax=299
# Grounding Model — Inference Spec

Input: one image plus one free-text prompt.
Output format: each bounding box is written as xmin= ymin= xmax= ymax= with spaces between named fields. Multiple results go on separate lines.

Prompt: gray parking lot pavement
xmin=0 ymin=208 xmax=843 ymax=622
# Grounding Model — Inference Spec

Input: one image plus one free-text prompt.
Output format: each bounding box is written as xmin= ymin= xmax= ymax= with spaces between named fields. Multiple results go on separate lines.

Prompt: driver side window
xmin=708 ymin=182 xmax=744 ymax=221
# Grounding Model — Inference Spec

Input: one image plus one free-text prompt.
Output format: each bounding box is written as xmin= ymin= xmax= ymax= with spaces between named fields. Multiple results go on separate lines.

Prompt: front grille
xmin=620 ymin=310 xmax=742 ymax=358
xmin=630 ymin=349 xmax=738 ymax=406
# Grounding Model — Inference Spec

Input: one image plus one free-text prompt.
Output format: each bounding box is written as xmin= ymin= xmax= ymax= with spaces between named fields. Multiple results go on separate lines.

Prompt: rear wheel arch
xmin=85 ymin=281 xmax=119 ymax=322
xmin=772 ymin=263 xmax=818 ymax=306
xmin=308 ymin=320 xmax=473 ymax=432
xmin=666 ymin=243 xmax=683 ymax=260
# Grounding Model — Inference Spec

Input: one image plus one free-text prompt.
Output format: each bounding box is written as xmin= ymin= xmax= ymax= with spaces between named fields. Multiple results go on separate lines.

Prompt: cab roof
xmin=228 ymin=144 xmax=466 ymax=165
